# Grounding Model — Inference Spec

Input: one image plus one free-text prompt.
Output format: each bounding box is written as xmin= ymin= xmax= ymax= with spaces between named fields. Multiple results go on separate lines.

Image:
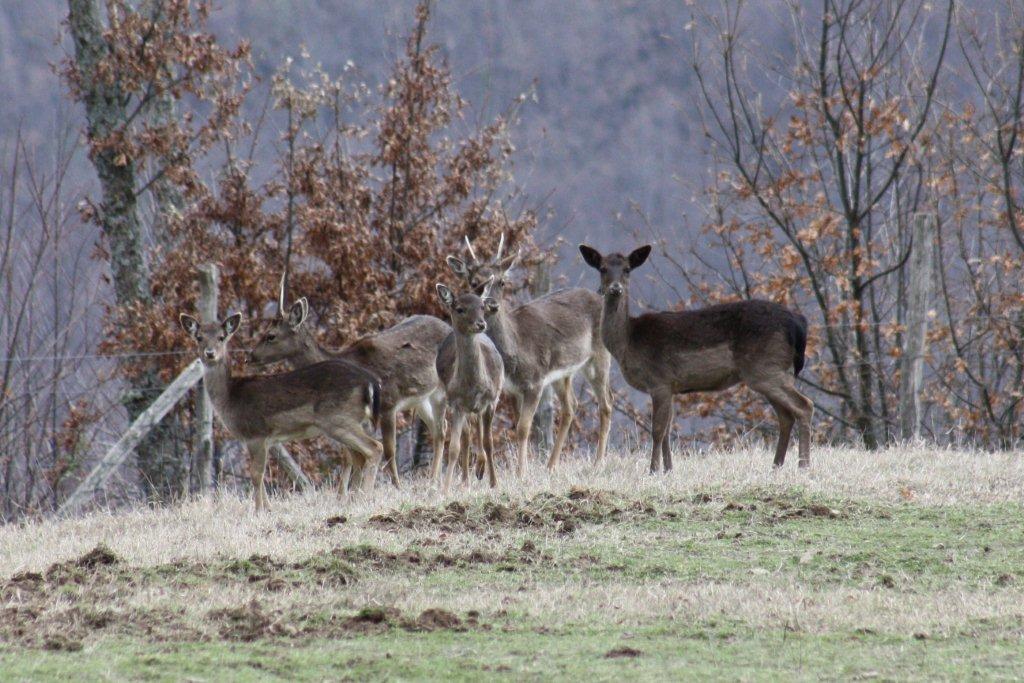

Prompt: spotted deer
xmin=179 ymin=312 xmax=383 ymax=511
xmin=433 ymin=283 xmax=504 ymax=491
xmin=249 ymin=277 xmax=450 ymax=488
xmin=446 ymin=235 xmax=612 ymax=475
xmin=578 ymin=244 xmax=813 ymax=472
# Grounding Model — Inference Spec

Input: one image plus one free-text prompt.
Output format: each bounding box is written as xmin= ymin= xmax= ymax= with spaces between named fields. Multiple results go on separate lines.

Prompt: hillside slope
xmin=2 ymin=446 xmax=1023 ymax=680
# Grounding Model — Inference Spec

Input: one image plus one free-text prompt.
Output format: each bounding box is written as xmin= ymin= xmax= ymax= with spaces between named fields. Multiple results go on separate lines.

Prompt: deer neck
xmin=601 ymin=289 xmax=632 ymax=361
xmin=454 ymin=330 xmax=486 ymax=384
xmin=292 ymin=328 xmax=331 ymax=367
xmin=484 ymin=303 xmax=518 ymax=368
xmin=201 ymin=356 xmax=234 ymax=414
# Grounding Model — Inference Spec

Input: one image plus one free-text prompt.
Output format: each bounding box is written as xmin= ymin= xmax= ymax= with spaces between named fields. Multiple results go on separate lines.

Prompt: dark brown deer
xmin=433 ymin=283 xmax=504 ymax=491
xmin=578 ymin=244 xmax=813 ymax=472
xmin=446 ymin=235 xmax=612 ymax=475
xmin=250 ymin=277 xmax=450 ymax=488
xmin=179 ymin=312 xmax=383 ymax=511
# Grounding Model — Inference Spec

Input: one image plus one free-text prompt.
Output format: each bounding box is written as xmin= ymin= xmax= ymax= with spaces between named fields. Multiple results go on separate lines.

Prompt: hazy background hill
xmin=1 ymin=1 xmax=718 ymax=273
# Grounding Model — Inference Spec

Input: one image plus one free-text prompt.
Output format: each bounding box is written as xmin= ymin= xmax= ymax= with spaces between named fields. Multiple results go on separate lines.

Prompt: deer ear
xmin=287 ymin=297 xmax=309 ymax=330
xmin=222 ymin=312 xmax=243 ymax=338
xmin=579 ymin=244 xmax=603 ymax=269
xmin=436 ymin=283 xmax=455 ymax=308
xmin=483 ymin=297 xmax=499 ymax=314
xmin=446 ymin=255 xmax=469 ymax=278
xmin=179 ymin=314 xmax=200 ymax=339
xmin=628 ymin=245 xmax=652 ymax=269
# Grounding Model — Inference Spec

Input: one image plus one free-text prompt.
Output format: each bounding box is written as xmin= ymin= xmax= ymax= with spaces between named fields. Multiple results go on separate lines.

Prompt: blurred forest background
xmin=2 ymin=0 xmax=1023 ymax=519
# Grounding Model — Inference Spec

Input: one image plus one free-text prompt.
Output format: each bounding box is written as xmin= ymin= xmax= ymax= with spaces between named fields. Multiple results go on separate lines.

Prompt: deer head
xmin=579 ymin=244 xmax=651 ymax=297
xmin=446 ymin=233 xmax=520 ymax=296
xmin=249 ymin=273 xmax=311 ymax=367
xmin=180 ymin=312 xmax=243 ymax=365
xmin=436 ymin=280 xmax=497 ymax=335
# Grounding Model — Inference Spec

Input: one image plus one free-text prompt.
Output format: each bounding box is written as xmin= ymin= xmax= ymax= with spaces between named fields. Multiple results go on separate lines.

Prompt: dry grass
xmin=2 ymin=444 xmax=1020 ymax=575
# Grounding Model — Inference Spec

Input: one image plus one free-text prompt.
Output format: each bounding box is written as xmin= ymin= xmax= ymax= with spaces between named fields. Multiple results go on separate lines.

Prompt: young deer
xmin=578 ymin=244 xmax=813 ymax=472
xmin=180 ymin=312 xmax=383 ymax=511
xmin=433 ymin=283 xmax=504 ymax=491
xmin=250 ymin=278 xmax=450 ymax=488
xmin=447 ymin=236 xmax=612 ymax=475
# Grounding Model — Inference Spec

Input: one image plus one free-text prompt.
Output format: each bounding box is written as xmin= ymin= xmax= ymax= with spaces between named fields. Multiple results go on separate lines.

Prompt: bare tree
xmin=682 ymin=0 xmax=952 ymax=448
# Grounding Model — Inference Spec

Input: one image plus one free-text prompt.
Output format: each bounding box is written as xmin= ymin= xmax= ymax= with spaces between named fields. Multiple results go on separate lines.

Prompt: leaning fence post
xmin=899 ymin=213 xmax=936 ymax=440
xmin=191 ymin=263 xmax=219 ymax=493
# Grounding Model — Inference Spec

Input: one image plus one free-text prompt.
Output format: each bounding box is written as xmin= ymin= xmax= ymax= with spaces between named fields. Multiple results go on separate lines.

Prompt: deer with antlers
xmin=179 ymin=312 xmax=383 ymax=511
xmin=447 ymin=235 xmax=612 ymax=475
xmin=250 ymin=276 xmax=450 ymax=488
xmin=578 ymin=244 xmax=813 ymax=472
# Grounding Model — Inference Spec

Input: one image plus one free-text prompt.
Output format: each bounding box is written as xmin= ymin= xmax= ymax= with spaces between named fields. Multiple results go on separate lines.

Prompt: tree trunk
xmin=67 ymin=0 xmax=185 ymax=503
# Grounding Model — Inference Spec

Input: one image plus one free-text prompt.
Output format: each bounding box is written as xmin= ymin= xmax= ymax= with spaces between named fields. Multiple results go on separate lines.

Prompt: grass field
xmin=2 ymin=445 xmax=1024 ymax=681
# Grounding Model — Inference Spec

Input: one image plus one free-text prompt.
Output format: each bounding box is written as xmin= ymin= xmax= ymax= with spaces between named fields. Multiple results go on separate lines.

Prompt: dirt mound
xmin=605 ymin=646 xmax=642 ymax=658
xmin=75 ymin=545 xmax=120 ymax=569
xmin=209 ymin=600 xmax=272 ymax=641
xmin=369 ymin=488 xmax=655 ymax=535
xmin=407 ymin=608 xmax=464 ymax=632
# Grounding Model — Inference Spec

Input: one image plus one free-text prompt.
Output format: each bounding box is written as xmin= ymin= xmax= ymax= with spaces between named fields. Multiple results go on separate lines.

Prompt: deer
xmin=433 ymin=283 xmax=504 ymax=492
xmin=578 ymin=244 xmax=813 ymax=472
xmin=179 ymin=311 xmax=383 ymax=512
xmin=249 ymin=275 xmax=450 ymax=489
xmin=446 ymin=235 xmax=612 ymax=475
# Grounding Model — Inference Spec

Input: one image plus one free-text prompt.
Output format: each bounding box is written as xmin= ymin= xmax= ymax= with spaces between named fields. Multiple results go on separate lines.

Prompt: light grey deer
xmin=433 ymin=283 xmax=504 ymax=491
xmin=578 ymin=244 xmax=813 ymax=472
xmin=446 ymin=235 xmax=612 ymax=475
xmin=250 ymin=277 xmax=450 ymax=488
xmin=179 ymin=312 xmax=383 ymax=511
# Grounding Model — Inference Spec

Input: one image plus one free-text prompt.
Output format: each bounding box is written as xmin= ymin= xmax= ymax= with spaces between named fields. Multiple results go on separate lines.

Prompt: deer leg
xmin=474 ymin=416 xmax=487 ymax=481
xmin=764 ymin=397 xmax=795 ymax=468
xmin=515 ymin=391 xmax=542 ymax=477
xmin=650 ymin=391 xmax=673 ymax=475
xmin=784 ymin=386 xmax=814 ymax=468
xmin=338 ymin=453 xmax=354 ymax=498
xmin=327 ymin=422 xmax=383 ymax=494
xmin=247 ymin=439 xmax=270 ymax=512
xmin=661 ymin=398 xmax=674 ymax=472
xmin=547 ymin=377 xmax=577 ymax=470
xmin=585 ymin=355 xmax=613 ymax=463
xmin=444 ymin=412 xmax=466 ymax=495
xmin=482 ymin=404 xmax=498 ymax=488
xmin=429 ymin=407 xmax=449 ymax=484
xmin=380 ymin=410 xmax=401 ymax=489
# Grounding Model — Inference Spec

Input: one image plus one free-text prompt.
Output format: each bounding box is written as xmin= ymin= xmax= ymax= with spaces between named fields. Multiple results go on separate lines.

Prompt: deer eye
xmin=195 ymin=335 xmax=204 ymax=342
xmin=218 ymin=335 xmax=226 ymax=342
xmin=599 ymin=267 xmax=608 ymax=274
xmin=266 ymin=333 xmax=277 ymax=341
xmin=455 ymin=307 xmax=466 ymax=314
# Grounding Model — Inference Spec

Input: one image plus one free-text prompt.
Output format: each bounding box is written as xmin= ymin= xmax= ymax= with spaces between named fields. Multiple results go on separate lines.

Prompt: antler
xmin=278 ymin=271 xmax=288 ymax=316
xmin=463 ymin=235 xmax=478 ymax=263
xmin=493 ymin=232 xmax=506 ymax=264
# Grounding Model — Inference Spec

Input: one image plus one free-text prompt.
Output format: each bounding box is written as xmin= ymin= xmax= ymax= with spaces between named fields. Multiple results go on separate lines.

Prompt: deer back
xmin=616 ymin=300 xmax=805 ymax=394
xmin=336 ymin=315 xmax=450 ymax=410
xmin=217 ymin=360 xmax=379 ymax=441
xmin=492 ymin=287 xmax=602 ymax=389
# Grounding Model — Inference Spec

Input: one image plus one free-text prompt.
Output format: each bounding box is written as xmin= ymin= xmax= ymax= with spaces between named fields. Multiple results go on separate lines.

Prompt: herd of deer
xmin=179 ymin=239 xmax=813 ymax=511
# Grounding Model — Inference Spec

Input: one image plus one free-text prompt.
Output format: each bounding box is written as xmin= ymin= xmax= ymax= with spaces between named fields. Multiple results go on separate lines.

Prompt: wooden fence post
xmin=59 ymin=360 xmax=205 ymax=515
xmin=191 ymin=263 xmax=218 ymax=493
xmin=530 ymin=261 xmax=555 ymax=454
xmin=899 ymin=213 xmax=937 ymax=440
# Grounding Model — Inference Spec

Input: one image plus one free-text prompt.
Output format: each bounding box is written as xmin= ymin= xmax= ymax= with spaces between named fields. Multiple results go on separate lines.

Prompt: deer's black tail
xmin=787 ymin=312 xmax=808 ymax=377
